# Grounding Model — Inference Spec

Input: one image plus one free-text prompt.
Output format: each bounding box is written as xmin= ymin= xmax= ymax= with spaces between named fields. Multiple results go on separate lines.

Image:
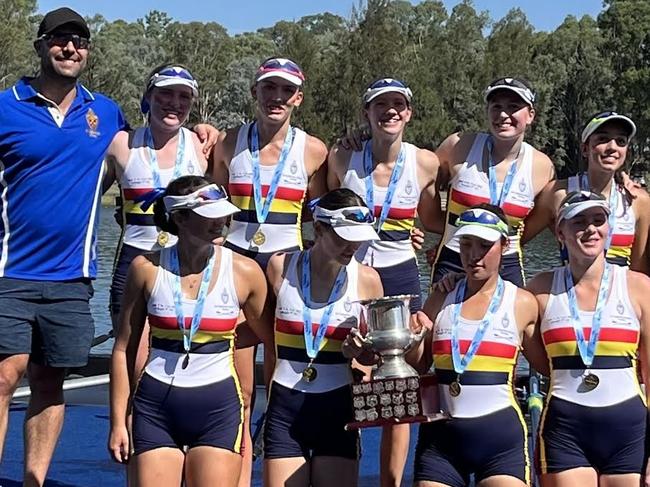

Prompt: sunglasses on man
xmin=40 ymin=33 xmax=90 ymax=50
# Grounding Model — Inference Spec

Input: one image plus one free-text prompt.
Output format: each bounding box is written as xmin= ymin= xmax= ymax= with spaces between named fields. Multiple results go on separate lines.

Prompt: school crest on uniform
xmin=518 ymin=179 xmax=526 ymax=193
xmin=405 ymin=180 xmax=413 ymax=195
xmin=344 ymin=298 xmax=352 ymax=312
xmin=85 ymin=108 xmax=100 ymax=138
xmin=187 ymin=163 xmax=195 ymax=175
xmin=616 ymin=300 xmax=625 ymax=316
xmin=221 ymin=289 xmax=230 ymax=304
xmin=290 ymin=161 xmax=298 ymax=175
xmin=502 ymin=315 xmax=510 ymax=329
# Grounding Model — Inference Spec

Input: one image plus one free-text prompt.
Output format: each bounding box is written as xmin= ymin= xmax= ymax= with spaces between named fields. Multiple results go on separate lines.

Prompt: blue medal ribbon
xmin=301 ymin=251 xmax=347 ymax=360
xmin=486 ymin=137 xmax=520 ymax=207
xmin=578 ymin=173 xmax=618 ymax=251
xmin=362 ymin=141 xmax=405 ymax=230
xmin=250 ymin=122 xmax=295 ymax=223
xmin=564 ymin=262 xmax=611 ymax=367
xmin=169 ymin=245 xmax=217 ymax=356
xmin=450 ymin=277 xmax=505 ymax=375
xmin=146 ymin=128 xmax=186 ymax=190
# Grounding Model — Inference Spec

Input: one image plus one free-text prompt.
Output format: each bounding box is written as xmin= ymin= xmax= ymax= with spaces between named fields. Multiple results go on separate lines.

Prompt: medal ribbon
xmin=450 ymin=277 xmax=505 ymax=375
xmin=578 ymin=173 xmax=618 ymax=251
xmin=250 ymin=122 xmax=295 ymax=223
xmin=301 ymin=251 xmax=347 ymax=360
xmin=146 ymin=128 xmax=186 ymax=190
xmin=564 ymin=262 xmax=611 ymax=367
xmin=169 ymin=245 xmax=217 ymax=355
xmin=362 ymin=141 xmax=405 ymax=230
xmin=486 ymin=137 xmax=520 ymax=207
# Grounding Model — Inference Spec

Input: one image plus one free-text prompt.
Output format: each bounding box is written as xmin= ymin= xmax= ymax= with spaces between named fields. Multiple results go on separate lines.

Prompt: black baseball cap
xmin=37 ymin=7 xmax=90 ymax=39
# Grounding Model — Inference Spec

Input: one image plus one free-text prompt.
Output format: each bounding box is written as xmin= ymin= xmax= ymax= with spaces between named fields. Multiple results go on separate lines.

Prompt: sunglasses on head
xmin=340 ymin=208 xmax=374 ymax=224
xmin=258 ymin=58 xmax=304 ymax=76
xmin=196 ymin=186 xmax=227 ymax=202
xmin=155 ymin=66 xmax=195 ymax=81
xmin=561 ymin=190 xmax=606 ymax=207
xmin=42 ymin=33 xmax=90 ymax=50
xmin=367 ymin=78 xmax=410 ymax=90
xmin=458 ymin=209 xmax=509 ymax=235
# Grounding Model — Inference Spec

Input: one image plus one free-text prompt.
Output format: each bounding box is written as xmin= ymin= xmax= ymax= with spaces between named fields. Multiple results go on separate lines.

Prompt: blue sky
xmin=38 ymin=0 xmax=604 ymax=34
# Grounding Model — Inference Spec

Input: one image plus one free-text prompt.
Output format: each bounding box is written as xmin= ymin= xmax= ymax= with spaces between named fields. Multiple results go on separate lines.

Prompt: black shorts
xmin=223 ymin=241 xmax=299 ymax=272
xmin=264 ymin=382 xmax=359 ymax=460
xmin=415 ymin=406 xmax=530 ymax=486
xmin=375 ymin=258 xmax=422 ymax=312
xmin=432 ymin=246 xmax=525 ymax=287
xmin=132 ymin=373 xmax=244 ymax=455
xmin=109 ymin=242 xmax=147 ymax=320
xmin=0 ymin=276 xmax=94 ymax=367
xmin=538 ymin=395 xmax=647 ymax=475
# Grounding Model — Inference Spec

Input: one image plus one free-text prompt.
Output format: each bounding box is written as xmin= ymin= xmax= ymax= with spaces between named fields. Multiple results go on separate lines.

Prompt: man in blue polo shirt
xmin=0 ymin=8 xmax=127 ymax=485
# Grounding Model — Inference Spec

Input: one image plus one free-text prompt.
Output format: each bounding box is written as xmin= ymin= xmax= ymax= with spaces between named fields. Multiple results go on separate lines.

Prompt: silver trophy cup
xmin=360 ymin=295 xmax=422 ymax=379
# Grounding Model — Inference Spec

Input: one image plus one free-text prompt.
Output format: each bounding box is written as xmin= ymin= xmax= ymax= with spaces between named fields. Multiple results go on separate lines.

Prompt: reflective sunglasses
xmin=457 ymin=208 xmax=509 ymax=236
xmin=42 ymin=33 xmax=90 ymax=50
xmin=257 ymin=58 xmax=305 ymax=78
xmin=367 ymin=78 xmax=410 ymax=90
xmin=340 ymin=208 xmax=374 ymax=224
xmin=560 ymin=190 xmax=606 ymax=207
xmin=196 ymin=185 xmax=228 ymax=202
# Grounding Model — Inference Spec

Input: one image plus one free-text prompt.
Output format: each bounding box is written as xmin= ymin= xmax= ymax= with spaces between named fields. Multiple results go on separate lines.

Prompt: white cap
xmin=147 ymin=66 xmax=199 ymax=97
xmin=255 ymin=58 xmax=305 ymax=86
xmin=581 ymin=111 xmax=636 ymax=143
xmin=484 ymin=77 xmax=535 ymax=106
xmin=163 ymin=184 xmax=239 ymax=219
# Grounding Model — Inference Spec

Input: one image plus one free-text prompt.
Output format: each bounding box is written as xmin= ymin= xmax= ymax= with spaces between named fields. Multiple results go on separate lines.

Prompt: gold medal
xmin=583 ymin=372 xmax=599 ymax=391
xmin=302 ymin=365 xmax=318 ymax=382
xmin=449 ymin=380 xmax=462 ymax=397
xmin=252 ymin=230 xmax=266 ymax=246
xmin=157 ymin=231 xmax=169 ymax=247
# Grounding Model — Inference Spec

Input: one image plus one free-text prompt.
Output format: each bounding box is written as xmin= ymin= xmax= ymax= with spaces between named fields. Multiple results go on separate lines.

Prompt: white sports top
xmin=272 ymin=251 xmax=361 ymax=393
xmin=225 ymin=123 xmax=308 ymax=254
xmin=541 ymin=265 xmax=642 ymax=407
xmin=432 ymin=279 xmax=523 ymax=418
xmin=342 ymin=141 xmax=421 ymax=268
xmin=119 ymin=127 xmax=203 ymax=250
xmin=144 ymin=246 xmax=241 ymax=388
xmin=437 ymin=133 xmax=535 ymax=257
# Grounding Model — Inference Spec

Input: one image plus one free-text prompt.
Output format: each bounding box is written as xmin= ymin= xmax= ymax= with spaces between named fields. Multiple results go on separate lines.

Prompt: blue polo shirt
xmin=0 ymin=77 xmax=127 ymax=281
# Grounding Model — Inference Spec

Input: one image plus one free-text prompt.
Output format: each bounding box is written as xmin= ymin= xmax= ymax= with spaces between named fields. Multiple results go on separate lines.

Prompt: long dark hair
xmin=153 ymin=175 xmax=212 ymax=236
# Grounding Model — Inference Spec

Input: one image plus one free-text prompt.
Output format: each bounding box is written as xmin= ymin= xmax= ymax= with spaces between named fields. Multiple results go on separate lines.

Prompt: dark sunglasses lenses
xmin=46 ymin=34 xmax=90 ymax=49
xmin=343 ymin=210 xmax=373 ymax=223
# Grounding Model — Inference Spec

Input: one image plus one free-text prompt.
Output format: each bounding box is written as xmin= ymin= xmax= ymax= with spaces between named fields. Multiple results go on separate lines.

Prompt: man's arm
xmin=211 ymin=129 xmax=236 ymax=188
xmin=302 ymin=136 xmax=329 ymax=220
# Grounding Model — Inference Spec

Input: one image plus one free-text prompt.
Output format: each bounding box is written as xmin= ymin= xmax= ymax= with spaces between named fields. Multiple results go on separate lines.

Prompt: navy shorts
xmin=0 ymin=276 xmax=94 ymax=367
xmin=415 ymin=406 xmax=530 ymax=486
xmin=132 ymin=373 xmax=244 ymax=455
xmin=109 ymin=242 xmax=148 ymax=320
xmin=538 ymin=395 xmax=647 ymax=475
xmin=223 ymin=241 xmax=300 ymax=272
xmin=264 ymin=382 xmax=359 ymax=460
xmin=375 ymin=257 xmax=422 ymax=312
xmin=432 ymin=246 xmax=525 ymax=287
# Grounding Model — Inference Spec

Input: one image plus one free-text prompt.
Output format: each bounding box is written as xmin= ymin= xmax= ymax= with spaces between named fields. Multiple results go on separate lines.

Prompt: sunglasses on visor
xmin=457 ymin=209 xmax=509 ymax=235
xmin=258 ymin=58 xmax=304 ymax=77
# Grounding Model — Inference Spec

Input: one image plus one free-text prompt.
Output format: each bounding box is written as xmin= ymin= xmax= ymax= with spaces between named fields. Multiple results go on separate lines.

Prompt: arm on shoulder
xmin=211 ymin=129 xmax=236 ymax=187
xmin=326 ymin=144 xmax=351 ymax=190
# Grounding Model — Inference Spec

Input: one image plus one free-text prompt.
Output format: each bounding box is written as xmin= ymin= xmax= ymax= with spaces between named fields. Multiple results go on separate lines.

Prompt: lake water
xmin=91 ymin=204 xmax=562 ymax=354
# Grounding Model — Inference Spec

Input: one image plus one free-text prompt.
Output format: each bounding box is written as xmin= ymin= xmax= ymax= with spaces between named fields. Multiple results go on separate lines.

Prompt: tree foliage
xmin=5 ymin=0 xmax=650 ymax=174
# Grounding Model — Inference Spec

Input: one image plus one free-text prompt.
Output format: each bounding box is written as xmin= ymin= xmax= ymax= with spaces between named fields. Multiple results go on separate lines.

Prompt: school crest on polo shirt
xmin=86 ymin=108 xmax=100 ymax=138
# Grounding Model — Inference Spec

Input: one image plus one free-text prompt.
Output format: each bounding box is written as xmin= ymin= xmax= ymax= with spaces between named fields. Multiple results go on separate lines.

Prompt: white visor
xmin=557 ymin=199 xmax=610 ymax=225
xmin=163 ymin=184 xmax=239 ymax=219
xmin=313 ymin=205 xmax=379 ymax=242
xmin=452 ymin=225 xmax=505 ymax=243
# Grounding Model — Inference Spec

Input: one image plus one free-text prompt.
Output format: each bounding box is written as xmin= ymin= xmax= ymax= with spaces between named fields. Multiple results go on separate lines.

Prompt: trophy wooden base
xmin=346 ymin=374 xmax=448 ymax=430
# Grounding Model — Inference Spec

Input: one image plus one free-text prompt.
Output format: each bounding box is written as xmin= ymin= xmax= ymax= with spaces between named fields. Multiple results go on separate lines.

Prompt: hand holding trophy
xmin=344 ymin=294 xmax=448 ymax=429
